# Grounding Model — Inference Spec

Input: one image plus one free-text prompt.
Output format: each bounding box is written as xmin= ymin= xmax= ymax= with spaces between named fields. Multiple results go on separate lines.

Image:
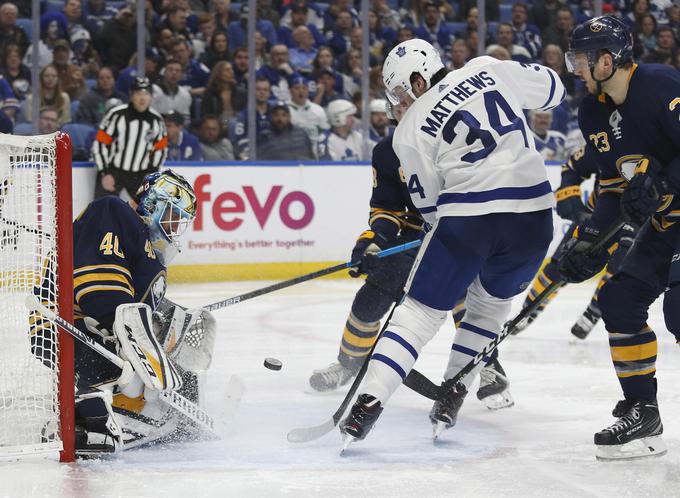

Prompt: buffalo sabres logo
xmin=590 ymin=22 xmax=604 ymax=32
xmin=149 ymin=273 xmax=167 ymax=308
xmin=609 ymin=109 xmax=623 ymax=139
xmin=396 ymin=46 xmax=406 ymax=57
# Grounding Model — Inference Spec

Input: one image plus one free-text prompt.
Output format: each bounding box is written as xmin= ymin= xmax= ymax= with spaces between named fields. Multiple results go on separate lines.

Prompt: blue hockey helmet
xmin=135 ymin=169 xmax=197 ymax=264
xmin=565 ymin=15 xmax=634 ymax=73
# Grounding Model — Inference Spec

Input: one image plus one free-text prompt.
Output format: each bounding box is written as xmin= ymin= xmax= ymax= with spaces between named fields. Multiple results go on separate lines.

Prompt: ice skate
xmin=594 ymin=400 xmax=667 ymax=461
xmin=477 ymin=358 xmax=514 ymax=410
xmin=570 ymin=305 xmax=601 ymax=340
xmin=430 ymin=382 xmax=468 ymax=440
xmin=508 ymin=311 xmax=537 ymax=336
xmin=309 ymin=362 xmax=357 ymax=392
xmin=339 ymin=394 xmax=383 ymax=452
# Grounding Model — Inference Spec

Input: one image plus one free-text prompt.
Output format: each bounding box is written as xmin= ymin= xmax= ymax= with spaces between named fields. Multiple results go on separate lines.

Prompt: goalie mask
xmin=136 ymin=170 xmax=197 ymax=265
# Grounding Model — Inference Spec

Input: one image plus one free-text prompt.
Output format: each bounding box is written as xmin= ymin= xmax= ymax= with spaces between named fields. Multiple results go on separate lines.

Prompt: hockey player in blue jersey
xmin=561 ymin=15 xmax=680 ymax=459
xmin=34 ymin=170 xmax=217 ymax=455
xmin=340 ymin=39 xmax=561 ymax=447
xmin=309 ymin=101 xmax=513 ymax=411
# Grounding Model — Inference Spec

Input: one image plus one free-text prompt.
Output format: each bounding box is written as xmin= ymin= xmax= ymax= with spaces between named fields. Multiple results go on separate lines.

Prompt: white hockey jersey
xmin=288 ymin=99 xmax=330 ymax=158
xmin=533 ymin=130 xmax=568 ymax=162
xmin=393 ymin=56 xmax=565 ymax=223
xmin=318 ymin=129 xmax=363 ymax=161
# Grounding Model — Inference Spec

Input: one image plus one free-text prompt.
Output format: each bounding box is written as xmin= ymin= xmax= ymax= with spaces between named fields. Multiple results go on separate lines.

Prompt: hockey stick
xmin=204 ymin=239 xmax=422 ymax=312
xmin=25 ymin=295 xmax=220 ymax=437
xmin=402 ymin=218 xmax=628 ymax=401
xmin=287 ymin=295 xmax=403 ymax=443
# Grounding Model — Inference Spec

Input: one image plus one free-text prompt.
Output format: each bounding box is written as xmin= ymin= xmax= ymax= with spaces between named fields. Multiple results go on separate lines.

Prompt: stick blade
xmin=287 ymin=419 xmax=335 ymax=443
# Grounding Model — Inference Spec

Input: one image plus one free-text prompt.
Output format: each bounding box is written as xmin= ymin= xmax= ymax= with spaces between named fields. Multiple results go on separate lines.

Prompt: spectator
xmin=457 ymin=0 xmax=499 ymax=21
xmin=486 ymin=44 xmax=511 ymax=60
xmin=542 ymin=5 xmax=574 ymax=53
xmin=253 ymin=30 xmax=267 ymax=69
xmin=369 ymin=64 xmax=386 ymax=98
xmin=396 ymin=25 xmax=415 ymax=44
xmin=541 ymin=43 xmax=576 ymax=97
xmin=323 ymin=0 xmax=358 ymax=34
xmin=447 ymin=39 xmax=470 ymax=69
xmin=318 ymin=99 xmax=362 ymax=161
xmin=23 ymin=12 xmax=69 ymax=69
xmin=69 ymin=28 xmax=101 ymax=79
xmin=201 ymin=61 xmax=247 ymax=128
xmin=1 ymin=44 xmax=30 ymax=100
xmin=97 ymin=6 xmax=137 ymax=74
xmin=231 ymin=47 xmax=249 ymax=93
xmin=200 ymin=31 xmax=230 ymax=69
xmin=312 ymin=44 xmax=337 ymax=73
xmin=75 ymin=66 xmax=125 ymax=125
xmin=1 ymin=96 xmax=17 ymax=125
xmin=156 ymin=6 xmax=193 ymax=41
xmin=172 ymin=38 xmax=211 ymax=96
xmin=116 ymin=49 xmax=161 ymax=97
xmin=371 ymin=0 xmax=401 ymax=32
xmin=367 ymin=8 xmax=396 ymax=62
xmin=152 ymin=59 xmax=193 ymax=122
xmin=643 ymin=25 xmax=677 ymax=64
xmin=529 ymin=109 xmax=567 ymax=162
xmin=62 ymin=0 xmax=85 ymax=37
xmin=193 ymin=13 xmax=219 ymax=61
xmin=155 ymin=27 xmax=176 ymax=62
xmin=227 ymin=4 xmax=277 ymax=51
xmin=369 ymin=98 xmax=390 ymax=143
xmin=83 ymin=0 xmax=118 ymax=36
xmin=466 ymin=28 xmax=479 ymax=57
xmin=531 ymin=0 xmax=561 ymax=33
xmin=626 ymin=0 xmax=652 ymax=28
xmin=257 ymin=44 xmax=294 ymax=101
xmin=213 ymin=0 xmax=232 ymax=32
xmin=21 ymin=64 xmax=70 ymax=125
xmin=0 ymin=3 xmax=27 ymax=56
xmin=635 ymin=13 xmax=658 ymax=58
xmin=493 ymin=23 xmax=532 ymax=62
xmin=341 ymin=47 xmax=365 ymax=85
xmin=278 ymin=1 xmax=326 ymax=49
xmin=52 ymin=39 xmax=87 ymax=100
xmin=414 ymin=1 xmax=455 ymax=53
xmin=257 ymin=102 xmax=314 ymax=160
xmin=37 ymin=107 xmax=60 ymax=135
xmin=402 ymin=0 xmax=427 ymax=27
xmin=164 ymin=110 xmax=202 ymax=161
xmin=198 ymin=115 xmax=234 ymax=160
xmin=289 ymin=26 xmax=318 ymax=74
xmin=91 ymin=77 xmax=167 ymax=199
xmin=668 ymin=4 xmax=680 ymax=40
xmin=327 ymin=10 xmax=354 ymax=55
xmin=287 ymin=75 xmax=329 ymax=156
xmin=313 ymin=68 xmax=343 ymax=107
xmin=511 ymin=2 xmax=542 ymax=60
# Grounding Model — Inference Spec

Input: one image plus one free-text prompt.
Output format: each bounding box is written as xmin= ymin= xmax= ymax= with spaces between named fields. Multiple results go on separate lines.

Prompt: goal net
xmin=0 ymin=132 xmax=74 ymax=461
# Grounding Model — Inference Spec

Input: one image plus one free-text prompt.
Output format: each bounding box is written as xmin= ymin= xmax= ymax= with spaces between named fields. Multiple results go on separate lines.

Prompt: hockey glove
xmin=558 ymin=225 xmax=610 ymax=283
xmin=621 ymin=156 xmax=666 ymax=227
xmin=555 ymin=185 xmax=590 ymax=224
xmin=348 ymin=230 xmax=385 ymax=278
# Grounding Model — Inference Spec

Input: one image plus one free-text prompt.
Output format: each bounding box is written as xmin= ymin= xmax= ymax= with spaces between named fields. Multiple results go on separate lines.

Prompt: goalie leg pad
xmin=114 ymin=303 xmax=182 ymax=392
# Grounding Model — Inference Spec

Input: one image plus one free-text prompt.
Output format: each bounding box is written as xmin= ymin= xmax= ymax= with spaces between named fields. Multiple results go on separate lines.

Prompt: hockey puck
xmin=264 ymin=357 xmax=283 ymax=371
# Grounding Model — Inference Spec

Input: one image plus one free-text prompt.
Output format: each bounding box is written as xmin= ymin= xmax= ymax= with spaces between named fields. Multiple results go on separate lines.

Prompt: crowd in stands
xmin=8 ymin=0 xmax=680 ymax=162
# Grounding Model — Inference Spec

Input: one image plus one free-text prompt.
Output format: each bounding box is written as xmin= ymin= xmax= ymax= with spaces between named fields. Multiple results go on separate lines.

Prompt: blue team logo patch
xmin=396 ymin=46 xmax=406 ymax=57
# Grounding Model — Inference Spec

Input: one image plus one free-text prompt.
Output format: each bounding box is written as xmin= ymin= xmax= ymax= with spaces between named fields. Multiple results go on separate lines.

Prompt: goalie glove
xmin=113 ymin=303 xmax=183 ymax=393
xmin=348 ymin=230 xmax=387 ymax=278
xmin=621 ymin=156 xmax=667 ymax=227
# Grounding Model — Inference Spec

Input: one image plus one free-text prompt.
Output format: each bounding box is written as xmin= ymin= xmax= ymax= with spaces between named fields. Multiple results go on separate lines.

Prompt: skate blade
xmin=432 ymin=421 xmax=448 ymax=441
xmin=483 ymin=391 xmax=515 ymax=411
xmin=596 ymin=435 xmax=668 ymax=461
xmin=340 ymin=434 xmax=356 ymax=455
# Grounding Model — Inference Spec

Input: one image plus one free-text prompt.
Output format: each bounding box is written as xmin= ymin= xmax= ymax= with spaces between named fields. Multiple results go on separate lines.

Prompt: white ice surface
xmin=2 ymin=279 xmax=680 ymax=498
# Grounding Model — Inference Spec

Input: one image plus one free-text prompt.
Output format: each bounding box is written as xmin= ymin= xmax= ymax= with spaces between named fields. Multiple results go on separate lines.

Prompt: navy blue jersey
xmin=368 ymin=135 xmax=424 ymax=242
xmin=72 ymin=196 xmax=167 ymax=329
xmin=559 ymin=146 xmax=600 ymax=211
xmin=578 ymin=63 xmax=680 ymax=232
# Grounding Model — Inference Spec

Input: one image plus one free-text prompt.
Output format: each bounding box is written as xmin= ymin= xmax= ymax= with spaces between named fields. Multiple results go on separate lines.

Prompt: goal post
xmin=0 ymin=132 xmax=74 ymax=461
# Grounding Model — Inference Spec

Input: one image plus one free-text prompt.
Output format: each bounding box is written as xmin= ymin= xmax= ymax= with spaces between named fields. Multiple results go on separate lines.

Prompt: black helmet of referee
xmin=130 ymin=76 xmax=152 ymax=95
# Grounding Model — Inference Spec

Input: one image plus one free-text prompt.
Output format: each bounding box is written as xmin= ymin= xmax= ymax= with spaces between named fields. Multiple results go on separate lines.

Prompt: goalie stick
xmin=25 ymin=295 xmax=220 ymax=437
xmin=287 ymin=295 xmax=402 ymax=443
xmin=204 ymin=239 xmax=422 ymax=312
xmin=403 ymin=218 xmax=628 ymax=401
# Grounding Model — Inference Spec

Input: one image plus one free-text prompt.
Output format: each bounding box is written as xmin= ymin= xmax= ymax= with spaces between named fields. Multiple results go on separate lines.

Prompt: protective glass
xmin=385 ymin=84 xmax=410 ymax=106
xmin=565 ymin=50 xmax=597 ymax=73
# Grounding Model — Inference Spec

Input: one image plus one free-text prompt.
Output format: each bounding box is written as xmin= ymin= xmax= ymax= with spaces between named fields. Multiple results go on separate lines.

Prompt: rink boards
xmin=72 ymin=161 xmax=591 ymax=282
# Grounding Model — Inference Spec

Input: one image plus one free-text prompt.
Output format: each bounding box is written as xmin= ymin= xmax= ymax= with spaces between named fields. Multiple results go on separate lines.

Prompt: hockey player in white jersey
xmin=318 ymin=99 xmax=364 ymax=161
xmin=341 ymin=39 xmax=564 ymax=446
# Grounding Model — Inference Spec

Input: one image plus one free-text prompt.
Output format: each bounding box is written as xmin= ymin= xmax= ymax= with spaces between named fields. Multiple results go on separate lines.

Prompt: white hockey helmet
xmin=382 ymin=39 xmax=445 ymax=105
xmin=326 ymin=99 xmax=357 ymax=127
xmin=369 ymin=98 xmax=389 ymax=114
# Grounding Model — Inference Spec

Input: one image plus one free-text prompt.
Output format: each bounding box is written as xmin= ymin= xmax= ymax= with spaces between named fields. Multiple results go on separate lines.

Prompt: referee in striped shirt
xmin=92 ymin=77 xmax=168 ymax=199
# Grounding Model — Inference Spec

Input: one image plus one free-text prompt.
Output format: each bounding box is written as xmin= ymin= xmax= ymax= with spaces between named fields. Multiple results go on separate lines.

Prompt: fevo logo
xmin=193 ymin=174 xmax=315 ymax=231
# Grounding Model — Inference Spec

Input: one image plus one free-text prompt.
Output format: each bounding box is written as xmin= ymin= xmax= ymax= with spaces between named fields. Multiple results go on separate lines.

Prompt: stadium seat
xmin=60 ymin=123 xmax=96 ymax=158
xmin=499 ymin=4 xmax=513 ymax=22
xmin=70 ymin=100 xmax=80 ymax=119
xmin=85 ymin=79 xmax=96 ymax=90
xmin=45 ymin=0 xmax=63 ymax=12
xmin=446 ymin=22 xmax=467 ymax=36
xmin=108 ymin=0 xmax=126 ymax=9
xmin=16 ymin=18 xmax=32 ymax=39
xmin=230 ymin=2 xmax=241 ymax=13
xmin=487 ymin=21 xmax=500 ymax=37
xmin=13 ymin=123 xmax=32 ymax=136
